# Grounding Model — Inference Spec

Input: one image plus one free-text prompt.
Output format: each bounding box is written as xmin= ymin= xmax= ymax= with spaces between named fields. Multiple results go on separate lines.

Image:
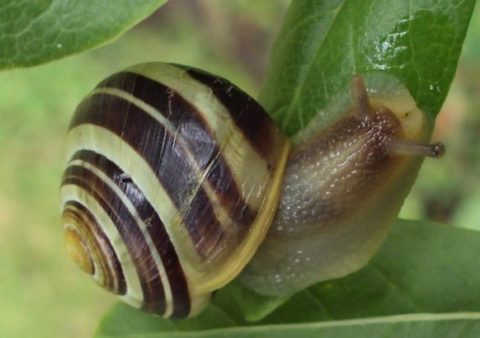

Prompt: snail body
xmin=61 ymin=63 xmax=443 ymax=318
xmin=241 ymin=76 xmax=443 ymax=295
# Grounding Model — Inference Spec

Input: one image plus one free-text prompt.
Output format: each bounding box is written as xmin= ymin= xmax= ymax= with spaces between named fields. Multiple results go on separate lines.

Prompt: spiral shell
xmin=60 ymin=63 xmax=290 ymax=318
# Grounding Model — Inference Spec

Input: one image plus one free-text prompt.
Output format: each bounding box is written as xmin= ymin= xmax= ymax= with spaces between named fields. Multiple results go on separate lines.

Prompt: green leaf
xmin=95 ymin=220 xmax=480 ymax=337
xmin=0 ymin=0 xmax=167 ymax=70
xmin=259 ymin=0 xmax=476 ymax=136
xmin=95 ymin=312 xmax=480 ymax=338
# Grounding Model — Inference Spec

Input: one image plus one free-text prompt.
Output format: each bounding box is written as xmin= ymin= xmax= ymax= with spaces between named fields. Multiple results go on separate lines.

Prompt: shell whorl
xmin=61 ymin=63 xmax=289 ymax=318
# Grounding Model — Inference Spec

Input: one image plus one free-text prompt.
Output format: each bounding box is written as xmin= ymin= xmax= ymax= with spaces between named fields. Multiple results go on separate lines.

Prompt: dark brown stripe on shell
xmin=69 ymin=150 xmax=191 ymax=318
xmin=183 ymin=66 xmax=278 ymax=159
xmin=96 ymin=71 xmax=256 ymax=232
xmin=63 ymin=201 xmax=127 ymax=295
xmin=69 ymin=92 xmax=226 ymax=257
xmin=62 ymin=165 xmax=167 ymax=315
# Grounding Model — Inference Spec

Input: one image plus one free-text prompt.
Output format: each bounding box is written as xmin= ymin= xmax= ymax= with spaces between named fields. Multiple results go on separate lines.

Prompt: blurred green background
xmin=0 ymin=1 xmax=478 ymax=337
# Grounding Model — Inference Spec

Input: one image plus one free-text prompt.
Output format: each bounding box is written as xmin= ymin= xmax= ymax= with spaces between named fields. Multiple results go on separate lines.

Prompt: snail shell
xmin=61 ymin=63 xmax=289 ymax=318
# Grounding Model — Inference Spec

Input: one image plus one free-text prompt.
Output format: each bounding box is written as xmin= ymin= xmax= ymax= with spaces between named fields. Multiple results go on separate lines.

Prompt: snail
xmin=60 ymin=62 xmax=444 ymax=318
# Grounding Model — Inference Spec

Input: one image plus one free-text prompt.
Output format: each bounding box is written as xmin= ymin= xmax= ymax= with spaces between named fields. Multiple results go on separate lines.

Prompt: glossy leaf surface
xmin=259 ymin=0 xmax=475 ymax=136
xmin=0 ymin=0 xmax=167 ymax=70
